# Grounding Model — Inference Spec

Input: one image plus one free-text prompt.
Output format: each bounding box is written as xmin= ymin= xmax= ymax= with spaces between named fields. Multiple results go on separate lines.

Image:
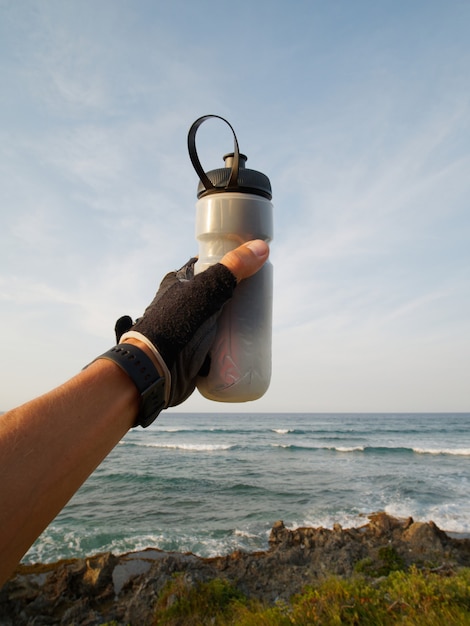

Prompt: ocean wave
xmin=232 ymin=528 xmax=260 ymax=539
xmin=151 ymin=427 xmax=235 ymax=433
xmin=292 ymin=512 xmax=370 ymax=532
xmin=270 ymin=443 xmax=470 ymax=456
xmin=413 ymin=447 xmax=470 ymax=456
xmin=149 ymin=427 xmax=265 ymax=436
xmin=124 ymin=439 xmax=470 ymax=457
xmin=139 ymin=443 xmax=235 ymax=452
xmin=270 ymin=443 xmax=365 ymax=452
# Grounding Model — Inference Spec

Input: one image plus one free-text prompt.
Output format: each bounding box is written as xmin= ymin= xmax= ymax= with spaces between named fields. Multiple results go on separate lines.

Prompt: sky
xmin=1 ymin=0 xmax=469 ymax=414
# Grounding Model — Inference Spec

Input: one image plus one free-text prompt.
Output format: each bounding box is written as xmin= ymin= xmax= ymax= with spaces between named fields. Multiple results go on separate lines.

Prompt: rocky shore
xmin=1 ymin=513 xmax=469 ymax=625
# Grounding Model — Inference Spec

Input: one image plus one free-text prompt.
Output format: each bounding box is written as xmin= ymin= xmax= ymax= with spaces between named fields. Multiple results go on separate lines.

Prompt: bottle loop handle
xmin=187 ymin=115 xmax=240 ymax=191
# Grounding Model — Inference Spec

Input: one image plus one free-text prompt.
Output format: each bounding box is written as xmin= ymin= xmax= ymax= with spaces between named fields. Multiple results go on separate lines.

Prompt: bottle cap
xmin=188 ymin=115 xmax=272 ymax=200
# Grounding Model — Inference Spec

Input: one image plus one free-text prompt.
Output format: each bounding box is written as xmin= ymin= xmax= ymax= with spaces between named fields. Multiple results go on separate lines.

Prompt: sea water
xmin=23 ymin=413 xmax=470 ymax=564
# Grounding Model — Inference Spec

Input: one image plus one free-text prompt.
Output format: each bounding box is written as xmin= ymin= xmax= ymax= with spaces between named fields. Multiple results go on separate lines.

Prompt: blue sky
xmin=1 ymin=0 xmax=469 ymax=413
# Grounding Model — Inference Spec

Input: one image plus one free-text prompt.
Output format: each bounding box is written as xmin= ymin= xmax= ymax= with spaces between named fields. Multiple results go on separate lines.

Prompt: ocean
xmin=23 ymin=412 xmax=470 ymax=565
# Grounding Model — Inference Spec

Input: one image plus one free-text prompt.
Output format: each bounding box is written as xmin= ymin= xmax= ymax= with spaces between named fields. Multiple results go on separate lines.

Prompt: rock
xmin=268 ymin=519 xmax=289 ymax=547
xmin=1 ymin=513 xmax=469 ymax=625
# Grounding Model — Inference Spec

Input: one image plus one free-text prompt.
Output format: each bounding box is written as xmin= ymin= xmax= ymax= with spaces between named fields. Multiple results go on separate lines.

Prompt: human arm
xmin=0 ymin=240 xmax=269 ymax=585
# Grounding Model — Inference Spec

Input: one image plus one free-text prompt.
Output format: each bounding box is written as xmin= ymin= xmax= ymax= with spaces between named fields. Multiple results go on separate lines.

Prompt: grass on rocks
xmin=153 ymin=566 xmax=470 ymax=625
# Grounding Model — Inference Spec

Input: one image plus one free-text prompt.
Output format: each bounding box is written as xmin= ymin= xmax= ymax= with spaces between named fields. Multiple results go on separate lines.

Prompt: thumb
xmin=220 ymin=240 xmax=270 ymax=282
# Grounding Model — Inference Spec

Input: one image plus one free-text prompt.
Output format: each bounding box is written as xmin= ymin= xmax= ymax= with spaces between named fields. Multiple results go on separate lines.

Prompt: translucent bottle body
xmin=194 ymin=192 xmax=273 ymax=402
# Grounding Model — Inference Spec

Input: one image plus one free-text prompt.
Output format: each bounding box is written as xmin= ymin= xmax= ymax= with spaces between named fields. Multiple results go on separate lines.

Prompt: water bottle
xmin=187 ymin=115 xmax=273 ymax=402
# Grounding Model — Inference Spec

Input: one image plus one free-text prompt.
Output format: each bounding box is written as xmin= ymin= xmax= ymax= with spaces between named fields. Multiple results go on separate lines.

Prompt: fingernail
xmin=246 ymin=240 xmax=269 ymax=257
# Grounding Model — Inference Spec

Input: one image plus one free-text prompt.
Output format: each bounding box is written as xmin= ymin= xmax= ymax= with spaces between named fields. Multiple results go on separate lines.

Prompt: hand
xmin=116 ymin=240 xmax=269 ymax=407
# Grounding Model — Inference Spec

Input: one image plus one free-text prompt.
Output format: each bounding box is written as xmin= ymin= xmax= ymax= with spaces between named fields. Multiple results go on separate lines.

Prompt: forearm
xmin=0 ymin=357 xmax=139 ymax=585
xmin=0 ymin=241 xmax=269 ymax=586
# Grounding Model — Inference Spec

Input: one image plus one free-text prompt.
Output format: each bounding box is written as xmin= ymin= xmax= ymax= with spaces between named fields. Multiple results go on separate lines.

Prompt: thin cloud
xmin=1 ymin=1 xmax=469 ymax=411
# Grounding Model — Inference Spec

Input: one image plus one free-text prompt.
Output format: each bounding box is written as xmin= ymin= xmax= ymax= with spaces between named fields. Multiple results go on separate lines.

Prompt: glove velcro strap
xmin=96 ymin=344 xmax=165 ymax=428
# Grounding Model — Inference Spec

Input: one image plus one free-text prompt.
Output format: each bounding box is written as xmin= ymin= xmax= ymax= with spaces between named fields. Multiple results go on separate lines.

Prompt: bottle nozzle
xmin=223 ymin=153 xmax=247 ymax=169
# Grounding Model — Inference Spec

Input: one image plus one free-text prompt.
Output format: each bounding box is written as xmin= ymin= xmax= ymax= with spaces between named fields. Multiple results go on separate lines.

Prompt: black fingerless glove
xmin=117 ymin=259 xmax=237 ymax=407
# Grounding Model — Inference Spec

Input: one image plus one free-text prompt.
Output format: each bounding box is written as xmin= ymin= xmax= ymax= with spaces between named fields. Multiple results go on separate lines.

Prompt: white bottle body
xmin=194 ymin=192 xmax=273 ymax=402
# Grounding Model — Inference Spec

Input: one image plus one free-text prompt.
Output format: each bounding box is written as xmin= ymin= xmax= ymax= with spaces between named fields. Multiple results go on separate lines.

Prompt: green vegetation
xmin=354 ymin=545 xmax=406 ymax=577
xmin=154 ymin=576 xmax=246 ymax=625
xmin=153 ymin=567 xmax=470 ymax=625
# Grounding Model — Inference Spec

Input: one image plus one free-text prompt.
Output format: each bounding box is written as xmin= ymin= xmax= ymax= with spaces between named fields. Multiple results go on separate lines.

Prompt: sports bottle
xmin=187 ymin=115 xmax=273 ymax=402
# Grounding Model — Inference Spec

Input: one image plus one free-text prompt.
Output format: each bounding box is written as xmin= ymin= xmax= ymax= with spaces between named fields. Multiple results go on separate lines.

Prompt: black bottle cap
xmin=188 ymin=115 xmax=272 ymax=200
xmin=196 ymin=152 xmax=272 ymax=200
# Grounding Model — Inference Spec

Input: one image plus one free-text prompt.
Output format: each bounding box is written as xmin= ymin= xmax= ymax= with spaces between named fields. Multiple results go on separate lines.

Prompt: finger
xmin=220 ymin=240 xmax=270 ymax=283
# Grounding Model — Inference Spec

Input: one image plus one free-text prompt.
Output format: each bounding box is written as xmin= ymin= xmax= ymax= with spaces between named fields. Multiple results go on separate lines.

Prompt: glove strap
xmin=95 ymin=344 xmax=165 ymax=428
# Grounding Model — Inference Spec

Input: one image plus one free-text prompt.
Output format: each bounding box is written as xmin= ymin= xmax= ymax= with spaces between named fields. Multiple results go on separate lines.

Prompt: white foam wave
xmin=384 ymin=502 xmax=470 ymax=535
xmin=294 ymin=503 xmax=470 ymax=536
xmin=270 ymin=443 xmax=365 ymax=452
xmin=157 ymin=428 xmax=184 ymax=432
xmin=141 ymin=443 xmax=233 ymax=452
xmin=232 ymin=528 xmax=259 ymax=539
xmin=413 ymin=447 xmax=470 ymax=456
xmin=291 ymin=512 xmax=369 ymax=532
xmin=272 ymin=428 xmax=290 ymax=434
